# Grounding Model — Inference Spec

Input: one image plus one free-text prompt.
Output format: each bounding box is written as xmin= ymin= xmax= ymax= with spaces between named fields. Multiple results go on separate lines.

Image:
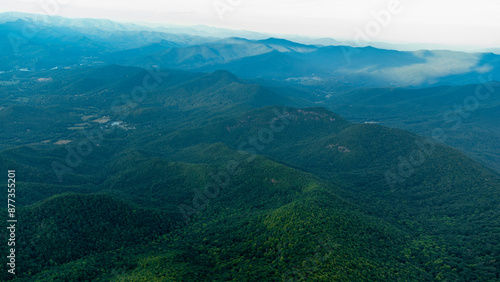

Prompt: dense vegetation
xmin=0 ymin=13 xmax=499 ymax=281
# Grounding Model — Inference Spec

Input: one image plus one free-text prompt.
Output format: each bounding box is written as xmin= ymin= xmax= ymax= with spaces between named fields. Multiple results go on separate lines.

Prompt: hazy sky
xmin=1 ymin=0 xmax=499 ymax=48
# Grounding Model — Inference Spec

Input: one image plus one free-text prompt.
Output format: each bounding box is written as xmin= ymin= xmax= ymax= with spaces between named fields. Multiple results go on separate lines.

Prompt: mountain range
xmin=0 ymin=12 xmax=499 ymax=281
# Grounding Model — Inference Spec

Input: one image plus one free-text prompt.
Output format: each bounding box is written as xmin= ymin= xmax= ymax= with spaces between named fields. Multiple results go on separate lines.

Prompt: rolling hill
xmin=2 ymin=100 xmax=499 ymax=280
xmin=1 ymin=12 xmax=499 ymax=281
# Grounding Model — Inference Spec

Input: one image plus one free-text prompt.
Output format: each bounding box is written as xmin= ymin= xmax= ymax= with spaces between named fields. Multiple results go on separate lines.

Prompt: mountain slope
xmin=1 ymin=99 xmax=499 ymax=280
xmin=2 ymin=13 xmax=500 ymax=88
xmin=325 ymin=82 xmax=500 ymax=172
xmin=3 ymin=144 xmax=431 ymax=281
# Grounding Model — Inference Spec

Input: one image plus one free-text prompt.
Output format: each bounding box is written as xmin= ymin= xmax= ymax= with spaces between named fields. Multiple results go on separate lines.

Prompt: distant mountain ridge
xmin=3 ymin=11 xmax=499 ymax=54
